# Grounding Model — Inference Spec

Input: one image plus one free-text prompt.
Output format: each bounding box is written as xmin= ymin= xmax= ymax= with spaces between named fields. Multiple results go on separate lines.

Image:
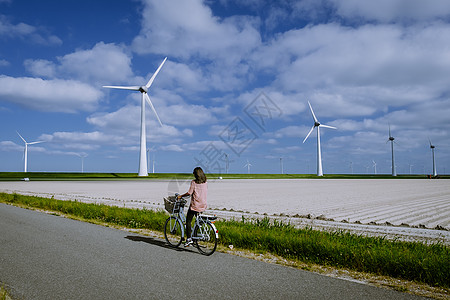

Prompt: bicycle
xmin=163 ymin=194 xmax=219 ymax=256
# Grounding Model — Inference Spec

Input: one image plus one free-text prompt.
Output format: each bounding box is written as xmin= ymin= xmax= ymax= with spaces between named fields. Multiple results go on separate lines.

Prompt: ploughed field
xmin=1 ymin=179 xmax=449 ymax=244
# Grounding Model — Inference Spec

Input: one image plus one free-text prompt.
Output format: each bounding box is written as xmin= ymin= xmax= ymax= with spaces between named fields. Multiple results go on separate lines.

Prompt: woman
xmin=177 ymin=167 xmax=208 ymax=247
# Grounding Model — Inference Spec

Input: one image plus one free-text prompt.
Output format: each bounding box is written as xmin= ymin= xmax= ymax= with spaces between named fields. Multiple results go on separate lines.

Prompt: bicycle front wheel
xmin=193 ymin=221 xmax=218 ymax=256
xmin=164 ymin=216 xmax=183 ymax=247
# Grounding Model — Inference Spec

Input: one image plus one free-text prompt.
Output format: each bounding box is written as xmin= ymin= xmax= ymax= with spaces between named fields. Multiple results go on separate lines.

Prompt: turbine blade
xmin=320 ymin=124 xmax=337 ymax=130
xmin=307 ymin=101 xmax=318 ymax=123
xmin=28 ymin=141 xmax=44 ymax=145
xmin=16 ymin=131 xmax=26 ymax=143
xmin=303 ymin=125 xmax=315 ymax=143
xmin=145 ymin=93 xmax=163 ymax=127
xmin=103 ymin=85 xmax=141 ymax=91
xmin=145 ymin=57 xmax=167 ymax=89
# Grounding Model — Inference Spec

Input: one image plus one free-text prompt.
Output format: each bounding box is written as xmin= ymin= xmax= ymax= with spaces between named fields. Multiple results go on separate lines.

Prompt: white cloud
xmin=0 ymin=15 xmax=62 ymax=45
xmin=0 ymin=59 xmax=9 ymax=67
xmin=133 ymin=0 xmax=260 ymax=60
xmin=2 ymin=140 xmax=47 ymax=154
xmin=160 ymin=61 xmax=208 ymax=93
xmin=87 ymin=105 xmax=143 ymax=134
xmin=159 ymin=144 xmax=184 ymax=152
xmin=330 ymin=0 xmax=450 ymax=23
xmin=86 ymin=103 xmax=195 ymax=144
xmin=24 ymin=42 xmax=134 ymax=84
xmin=57 ymin=42 xmax=133 ymax=84
xmin=0 ymin=140 xmax=21 ymax=152
xmin=328 ymin=119 xmax=362 ymax=131
xmin=0 ymin=76 xmax=102 ymax=113
xmin=272 ymin=145 xmax=302 ymax=154
xmin=159 ymin=104 xmax=217 ymax=126
xmin=250 ymin=22 xmax=450 ymax=123
xmin=274 ymin=126 xmax=306 ymax=138
xmin=132 ymin=0 xmax=261 ymax=92
xmin=24 ymin=59 xmax=56 ymax=78
xmin=40 ymin=131 xmax=120 ymax=144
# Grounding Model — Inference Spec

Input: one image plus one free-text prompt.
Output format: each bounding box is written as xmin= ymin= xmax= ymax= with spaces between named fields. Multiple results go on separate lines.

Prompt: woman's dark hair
xmin=193 ymin=167 xmax=207 ymax=184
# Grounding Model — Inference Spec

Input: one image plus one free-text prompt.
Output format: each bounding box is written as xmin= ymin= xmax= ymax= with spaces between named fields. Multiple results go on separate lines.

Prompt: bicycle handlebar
xmin=175 ymin=193 xmax=189 ymax=200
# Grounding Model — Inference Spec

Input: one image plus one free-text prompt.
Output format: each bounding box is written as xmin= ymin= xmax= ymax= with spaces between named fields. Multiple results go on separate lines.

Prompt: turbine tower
xmin=303 ymin=101 xmax=337 ymax=176
xmin=103 ymin=57 xmax=167 ymax=176
xmin=372 ymin=160 xmax=377 ymax=175
xmin=244 ymin=159 xmax=252 ymax=174
xmin=387 ymin=125 xmax=397 ymax=176
xmin=429 ymin=139 xmax=437 ymax=177
xmin=17 ymin=131 xmax=44 ymax=173
xmin=75 ymin=153 xmax=88 ymax=173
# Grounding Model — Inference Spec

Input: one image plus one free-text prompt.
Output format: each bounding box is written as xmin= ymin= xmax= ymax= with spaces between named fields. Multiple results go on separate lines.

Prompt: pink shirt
xmin=188 ymin=180 xmax=207 ymax=212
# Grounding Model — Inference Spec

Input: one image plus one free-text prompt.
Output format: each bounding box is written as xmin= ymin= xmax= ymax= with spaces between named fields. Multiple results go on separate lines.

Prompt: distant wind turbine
xmin=303 ymin=101 xmax=337 ymax=176
xmin=372 ymin=160 xmax=377 ymax=175
xmin=152 ymin=152 xmax=156 ymax=174
xmin=429 ymin=138 xmax=437 ymax=177
xmin=225 ymin=153 xmax=229 ymax=174
xmin=244 ymin=159 xmax=252 ymax=174
xmin=75 ymin=153 xmax=88 ymax=173
xmin=387 ymin=125 xmax=397 ymax=176
xmin=17 ymin=131 xmax=44 ymax=173
xmin=103 ymin=57 xmax=167 ymax=176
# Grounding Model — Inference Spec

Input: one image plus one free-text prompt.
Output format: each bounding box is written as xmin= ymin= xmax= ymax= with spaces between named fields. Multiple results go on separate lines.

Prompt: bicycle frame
xmin=168 ymin=197 xmax=218 ymax=241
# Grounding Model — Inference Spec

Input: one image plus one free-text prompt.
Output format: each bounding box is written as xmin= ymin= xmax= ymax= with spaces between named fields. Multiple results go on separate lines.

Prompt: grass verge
xmin=1 ymin=192 xmax=448 ymax=289
xmin=1 ymin=284 xmax=12 ymax=300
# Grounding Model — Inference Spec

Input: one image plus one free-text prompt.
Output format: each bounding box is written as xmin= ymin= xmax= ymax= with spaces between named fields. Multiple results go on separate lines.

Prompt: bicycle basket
xmin=164 ymin=196 xmax=177 ymax=213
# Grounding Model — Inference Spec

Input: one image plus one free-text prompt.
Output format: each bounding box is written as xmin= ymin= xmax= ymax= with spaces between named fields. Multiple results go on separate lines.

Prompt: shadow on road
xmin=125 ymin=235 xmax=197 ymax=254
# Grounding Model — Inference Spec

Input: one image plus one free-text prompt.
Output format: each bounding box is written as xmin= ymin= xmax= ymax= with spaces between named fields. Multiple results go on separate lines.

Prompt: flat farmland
xmin=1 ymin=179 xmax=449 ymax=244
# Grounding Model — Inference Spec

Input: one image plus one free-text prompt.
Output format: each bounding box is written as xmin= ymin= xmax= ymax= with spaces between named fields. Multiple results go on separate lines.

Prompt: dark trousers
xmin=186 ymin=208 xmax=198 ymax=238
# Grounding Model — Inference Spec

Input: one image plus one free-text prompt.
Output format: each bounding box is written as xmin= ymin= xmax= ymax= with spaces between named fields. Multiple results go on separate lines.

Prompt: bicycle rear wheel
xmin=193 ymin=221 xmax=218 ymax=256
xmin=164 ymin=216 xmax=183 ymax=247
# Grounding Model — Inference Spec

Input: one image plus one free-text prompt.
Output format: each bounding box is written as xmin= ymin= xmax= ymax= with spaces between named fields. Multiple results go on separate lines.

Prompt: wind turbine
xmin=303 ymin=101 xmax=337 ymax=176
xmin=372 ymin=160 xmax=377 ymax=175
xmin=16 ymin=131 xmax=44 ymax=173
xmin=244 ymin=159 xmax=252 ymax=174
xmin=103 ymin=57 xmax=167 ymax=176
xmin=225 ymin=153 xmax=229 ymax=174
xmin=387 ymin=125 xmax=397 ymax=176
xmin=75 ymin=153 xmax=88 ymax=173
xmin=429 ymin=139 xmax=437 ymax=177
xmin=152 ymin=152 xmax=156 ymax=174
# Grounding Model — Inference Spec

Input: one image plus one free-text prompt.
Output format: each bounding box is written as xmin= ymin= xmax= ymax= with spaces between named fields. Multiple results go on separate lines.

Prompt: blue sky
xmin=1 ymin=0 xmax=450 ymax=175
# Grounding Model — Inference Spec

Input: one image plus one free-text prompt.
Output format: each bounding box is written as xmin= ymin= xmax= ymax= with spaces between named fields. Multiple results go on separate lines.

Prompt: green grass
xmin=1 ymin=172 xmax=448 ymax=181
xmin=218 ymin=217 xmax=449 ymax=288
xmin=0 ymin=283 xmax=11 ymax=300
xmin=1 ymin=192 xmax=448 ymax=288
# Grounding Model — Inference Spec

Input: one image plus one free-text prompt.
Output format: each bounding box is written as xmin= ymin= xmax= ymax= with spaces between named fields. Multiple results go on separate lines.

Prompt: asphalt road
xmin=0 ymin=203 xmax=426 ymax=300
